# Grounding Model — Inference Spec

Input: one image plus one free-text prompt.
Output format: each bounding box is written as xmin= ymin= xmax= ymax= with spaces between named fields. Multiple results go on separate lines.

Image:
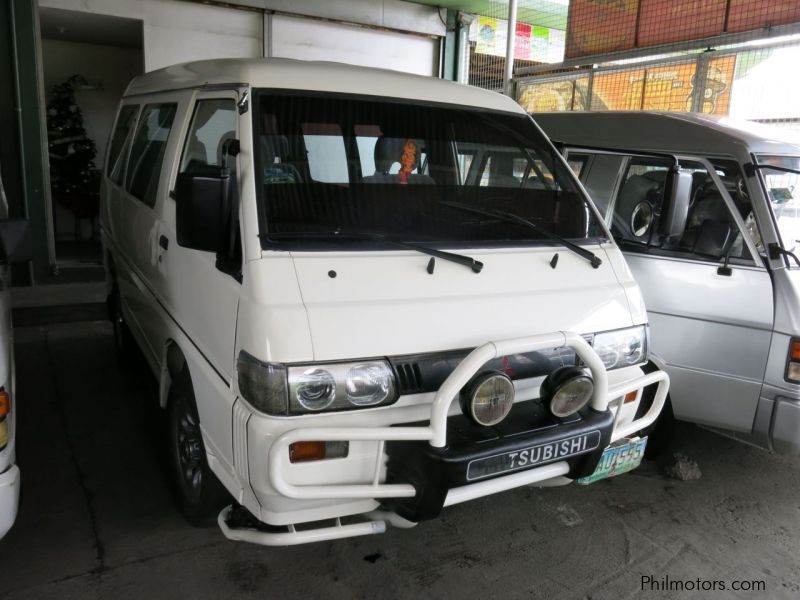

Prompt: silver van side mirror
xmin=659 ymin=167 xmax=692 ymax=238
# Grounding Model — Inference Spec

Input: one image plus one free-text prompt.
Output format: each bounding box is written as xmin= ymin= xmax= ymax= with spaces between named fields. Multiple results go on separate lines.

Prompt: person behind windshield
xmin=363 ymin=137 xmax=434 ymax=185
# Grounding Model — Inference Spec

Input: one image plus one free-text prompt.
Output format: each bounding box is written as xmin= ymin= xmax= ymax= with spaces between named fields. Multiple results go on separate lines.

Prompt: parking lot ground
xmin=1 ymin=319 xmax=799 ymax=599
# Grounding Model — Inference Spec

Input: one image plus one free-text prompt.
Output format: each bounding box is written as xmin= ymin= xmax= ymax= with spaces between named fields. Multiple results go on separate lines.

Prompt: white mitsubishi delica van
xmin=100 ymin=59 xmax=668 ymax=546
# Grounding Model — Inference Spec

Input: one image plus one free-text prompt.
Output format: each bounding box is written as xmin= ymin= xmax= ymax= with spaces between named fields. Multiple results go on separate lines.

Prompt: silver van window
xmin=612 ymin=157 xmax=754 ymax=264
xmin=578 ymin=154 xmax=627 ymax=216
xmin=756 ymin=155 xmax=800 ymax=254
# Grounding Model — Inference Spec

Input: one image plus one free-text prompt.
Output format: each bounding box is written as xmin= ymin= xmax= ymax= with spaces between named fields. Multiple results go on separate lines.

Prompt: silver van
xmin=536 ymin=111 xmax=800 ymax=454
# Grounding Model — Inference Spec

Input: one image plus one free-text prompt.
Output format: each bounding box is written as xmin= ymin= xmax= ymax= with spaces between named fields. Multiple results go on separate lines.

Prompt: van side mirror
xmin=175 ymin=170 xmax=232 ymax=253
xmin=0 ymin=219 xmax=32 ymax=263
xmin=659 ymin=167 xmax=692 ymax=238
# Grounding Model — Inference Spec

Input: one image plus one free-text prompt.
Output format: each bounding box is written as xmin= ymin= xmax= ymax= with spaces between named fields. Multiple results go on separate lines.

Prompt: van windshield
xmin=756 ymin=155 xmax=800 ymax=252
xmin=253 ymin=91 xmax=603 ymax=250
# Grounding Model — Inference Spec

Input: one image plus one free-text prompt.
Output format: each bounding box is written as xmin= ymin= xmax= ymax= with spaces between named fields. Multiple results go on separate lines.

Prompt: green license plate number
xmin=575 ymin=437 xmax=647 ymax=485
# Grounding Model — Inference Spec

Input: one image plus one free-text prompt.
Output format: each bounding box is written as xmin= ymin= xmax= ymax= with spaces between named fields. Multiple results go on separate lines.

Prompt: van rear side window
xmin=126 ymin=103 xmax=177 ymax=208
xmin=106 ymin=105 xmax=139 ymax=185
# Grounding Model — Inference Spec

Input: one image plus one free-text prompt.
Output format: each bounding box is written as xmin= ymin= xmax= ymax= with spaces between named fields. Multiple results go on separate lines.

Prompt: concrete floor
xmin=1 ymin=320 xmax=799 ymax=599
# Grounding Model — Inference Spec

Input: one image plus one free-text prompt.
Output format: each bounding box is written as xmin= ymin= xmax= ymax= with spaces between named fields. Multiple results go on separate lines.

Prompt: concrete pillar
xmin=0 ymin=0 xmax=53 ymax=284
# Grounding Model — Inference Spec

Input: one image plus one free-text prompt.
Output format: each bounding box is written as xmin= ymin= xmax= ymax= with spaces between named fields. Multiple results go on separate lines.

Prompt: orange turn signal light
xmin=623 ymin=391 xmax=638 ymax=404
xmin=289 ymin=441 xmax=327 ymax=463
xmin=790 ymin=339 xmax=800 ymax=361
xmin=0 ymin=390 xmax=9 ymax=419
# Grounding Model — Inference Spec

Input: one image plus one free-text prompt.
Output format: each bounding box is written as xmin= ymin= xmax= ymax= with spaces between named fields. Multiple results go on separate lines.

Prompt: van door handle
xmin=159 ymin=235 xmax=169 ymax=250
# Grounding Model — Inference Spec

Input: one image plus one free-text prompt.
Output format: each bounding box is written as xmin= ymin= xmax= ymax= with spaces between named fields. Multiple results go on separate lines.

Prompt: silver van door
xmin=574 ymin=150 xmax=774 ymax=434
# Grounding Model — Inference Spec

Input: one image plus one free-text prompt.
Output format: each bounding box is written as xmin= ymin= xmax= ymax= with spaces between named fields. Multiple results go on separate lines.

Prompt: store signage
xmin=473 ymin=16 xmax=566 ymax=63
xmin=567 ymin=0 xmax=800 ymax=60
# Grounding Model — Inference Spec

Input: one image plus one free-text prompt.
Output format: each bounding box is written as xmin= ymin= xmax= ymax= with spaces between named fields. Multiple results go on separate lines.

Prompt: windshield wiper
xmin=266 ymin=230 xmax=483 ymax=273
xmin=438 ymin=200 xmax=602 ymax=269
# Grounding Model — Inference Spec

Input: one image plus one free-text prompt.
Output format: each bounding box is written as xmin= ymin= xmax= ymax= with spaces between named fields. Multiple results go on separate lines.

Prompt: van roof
xmin=533 ymin=110 xmax=800 ymax=157
xmin=124 ymin=58 xmax=524 ymax=114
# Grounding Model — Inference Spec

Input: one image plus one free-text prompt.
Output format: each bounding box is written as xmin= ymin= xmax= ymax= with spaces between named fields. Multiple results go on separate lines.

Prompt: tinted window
xmin=254 ymin=92 xmax=601 ymax=249
xmin=578 ymin=154 xmax=627 ymax=216
xmin=126 ymin=103 xmax=177 ymax=207
xmin=179 ymin=99 xmax=236 ymax=175
xmin=107 ymin=105 xmax=139 ymax=185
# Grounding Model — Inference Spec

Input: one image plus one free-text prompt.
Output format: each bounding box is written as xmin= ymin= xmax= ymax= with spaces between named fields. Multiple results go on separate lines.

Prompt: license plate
xmin=466 ymin=430 xmax=601 ymax=481
xmin=575 ymin=437 xmax=647 ymax=485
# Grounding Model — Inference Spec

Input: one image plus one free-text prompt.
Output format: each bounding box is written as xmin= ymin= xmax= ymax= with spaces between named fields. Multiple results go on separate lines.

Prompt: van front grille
xmin=395 ymin=362 xmax=424 ymax=395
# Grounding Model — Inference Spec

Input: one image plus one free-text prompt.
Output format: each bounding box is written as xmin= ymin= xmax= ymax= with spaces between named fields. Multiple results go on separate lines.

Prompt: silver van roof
xmin=533 ymin=110 xmax=800 ymax=157
xmin=124 ymin=58 xmax=524 ymax=115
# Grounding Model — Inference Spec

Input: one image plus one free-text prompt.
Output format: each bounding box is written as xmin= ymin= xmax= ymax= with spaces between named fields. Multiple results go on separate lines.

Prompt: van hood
xmin=283 ymin=245 xmax=641 ymax=361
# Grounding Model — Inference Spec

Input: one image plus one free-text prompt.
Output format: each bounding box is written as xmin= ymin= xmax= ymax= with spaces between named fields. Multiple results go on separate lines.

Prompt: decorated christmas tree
xmin=46 ymin=74 xmax=97 ymax=198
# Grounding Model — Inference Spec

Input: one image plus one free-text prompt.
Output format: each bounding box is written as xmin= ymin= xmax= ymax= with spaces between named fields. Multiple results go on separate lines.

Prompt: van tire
xmin=167 ymin=367 xmax=229 ymax=524
xmin=108 ymin=287 xmax=134 ymax=361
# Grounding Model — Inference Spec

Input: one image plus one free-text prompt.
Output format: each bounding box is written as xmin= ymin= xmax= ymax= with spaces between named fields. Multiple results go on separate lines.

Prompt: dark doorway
xmin=39 ymin=7 xmax=143 ymax=276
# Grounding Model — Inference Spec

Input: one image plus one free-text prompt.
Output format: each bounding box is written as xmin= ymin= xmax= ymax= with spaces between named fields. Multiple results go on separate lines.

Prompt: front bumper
xmin=223 ymin=331 xmax=669 ymax=545
xmin=384 ymin=405 xmax=615 ymax=522
xmin=0 ymin=464 xmax=20 ymax=540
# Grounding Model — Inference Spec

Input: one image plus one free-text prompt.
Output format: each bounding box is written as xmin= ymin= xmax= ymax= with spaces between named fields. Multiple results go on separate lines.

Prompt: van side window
xmin=576 ymin=154 xmax=626 ymax=216
xmin=179 ymin=99 xmax=237 ymax=176
xmin=612 ymin=158 xmax=754 ymax=264
xmin=125 ymin=103 xmax=177 ymax=208
xmin=107 ymin=105 xmax=139 ymax=185
xmin=709 ymin=159 xmax=763 ymax=255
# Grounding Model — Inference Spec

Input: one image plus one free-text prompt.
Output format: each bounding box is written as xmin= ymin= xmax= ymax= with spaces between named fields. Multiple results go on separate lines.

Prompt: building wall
xmin=38 ymin=0 xmax=445 ymax=74
xmin=271 ymin=14 xmax=438 ymax=76
xmin=142 ymin=1 xmax=262 ymax=71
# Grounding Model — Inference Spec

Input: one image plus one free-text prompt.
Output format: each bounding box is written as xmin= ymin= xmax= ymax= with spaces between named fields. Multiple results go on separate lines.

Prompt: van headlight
xmin=592 ymin=325 xmax=648 ymax=370
xmin=294 ymin=368 xmax=337 ymax=411
xmin=237 ymin=351 xmax=397 ymax=415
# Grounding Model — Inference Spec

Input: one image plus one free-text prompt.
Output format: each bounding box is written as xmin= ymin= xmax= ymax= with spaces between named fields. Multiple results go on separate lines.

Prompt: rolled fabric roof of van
xmin=123 ymin=58 xmax=523 ymax=116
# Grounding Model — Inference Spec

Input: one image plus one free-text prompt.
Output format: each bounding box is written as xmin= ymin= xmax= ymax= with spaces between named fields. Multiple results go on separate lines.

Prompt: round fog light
xmin=461 ymin=372 xmax=515 ymax=427
xmin=541 ymin=366 xmax=594 ymax=418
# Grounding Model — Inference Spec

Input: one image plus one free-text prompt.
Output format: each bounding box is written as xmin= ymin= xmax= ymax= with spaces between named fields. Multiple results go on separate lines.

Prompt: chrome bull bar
xmin=267 ymin=331 xmax=669 ymax=501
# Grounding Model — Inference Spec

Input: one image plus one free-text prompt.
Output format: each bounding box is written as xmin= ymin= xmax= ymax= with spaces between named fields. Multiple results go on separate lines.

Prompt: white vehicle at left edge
xmin=0 ymin=167 xmax=32 ymax=540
